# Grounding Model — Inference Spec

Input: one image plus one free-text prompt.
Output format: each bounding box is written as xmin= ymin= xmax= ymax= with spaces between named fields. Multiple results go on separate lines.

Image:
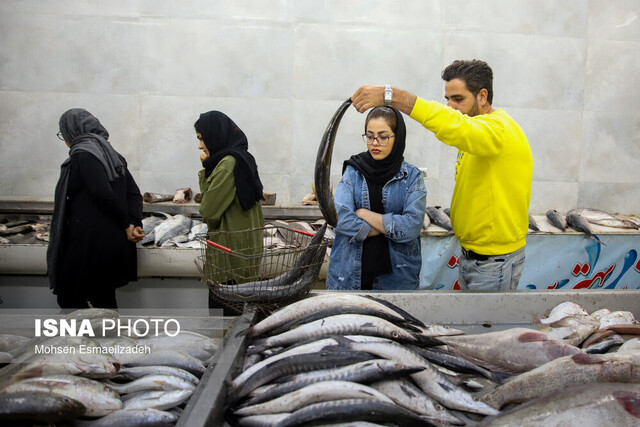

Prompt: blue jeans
xmin=458 ymin=247 xmax=526 ymax=291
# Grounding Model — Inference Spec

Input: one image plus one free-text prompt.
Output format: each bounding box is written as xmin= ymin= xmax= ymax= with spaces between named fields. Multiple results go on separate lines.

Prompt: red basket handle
xmin=293 ymin=229 xmax=316 ymax=237
xmin=206 ymin=240 xmax=233 ymax=253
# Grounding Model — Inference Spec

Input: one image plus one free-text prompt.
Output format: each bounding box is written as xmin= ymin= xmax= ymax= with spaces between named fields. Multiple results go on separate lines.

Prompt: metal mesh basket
xmin=195 ymin=224 xmax=328 ymax=314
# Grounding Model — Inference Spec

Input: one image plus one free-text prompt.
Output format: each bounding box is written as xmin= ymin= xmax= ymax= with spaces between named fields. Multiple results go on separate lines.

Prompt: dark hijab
xmin=343 ymin=106 xmax=406 ymax=289
xmin=195 ymin=111 xmax=264 ymax=211
xmin=48 ymin=108 xmax=125 ymax=290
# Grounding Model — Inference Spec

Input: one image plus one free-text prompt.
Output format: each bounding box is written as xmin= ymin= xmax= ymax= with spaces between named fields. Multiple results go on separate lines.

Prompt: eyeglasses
xmin=56 ymin=131 xmax=64 ymax=141
xmin=362 ymin=134 xmax=395 ymax=147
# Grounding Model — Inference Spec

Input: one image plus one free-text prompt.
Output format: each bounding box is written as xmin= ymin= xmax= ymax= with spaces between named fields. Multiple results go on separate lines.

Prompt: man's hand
xmin=351 ymin=85 xmax=386 ymax=113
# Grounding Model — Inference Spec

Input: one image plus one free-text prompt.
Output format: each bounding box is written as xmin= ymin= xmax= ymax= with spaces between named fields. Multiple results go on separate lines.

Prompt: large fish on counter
xmin=314 ymin=99 xmax=352 ymax=227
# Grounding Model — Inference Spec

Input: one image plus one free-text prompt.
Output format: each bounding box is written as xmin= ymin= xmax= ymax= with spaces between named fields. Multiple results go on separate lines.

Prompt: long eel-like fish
xmin=314 ymin=98 xmax=352 ymax=227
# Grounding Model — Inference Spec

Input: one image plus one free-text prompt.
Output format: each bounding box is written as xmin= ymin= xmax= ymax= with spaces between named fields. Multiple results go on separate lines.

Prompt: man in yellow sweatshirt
xmin=351 ymin=60 xmax=533 ymax=291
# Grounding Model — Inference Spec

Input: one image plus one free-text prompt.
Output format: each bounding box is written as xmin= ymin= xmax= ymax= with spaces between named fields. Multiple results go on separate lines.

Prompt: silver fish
xmin=569 ymin=208 xmax=638 ymax=229
xmin=234 ymin=380 xmax=394 ymax=416
xmin=123 ymin=389 xmax=193 ymax=411
xmin=0 ymin=390 xmax=86 ymax=422
xmin=426 ymin=206 xmax=453 ymax=232
xmin=245 ymin=293 xmax=424 ymax=338
xmin=82 ymin=408 xmax=178 ymax=427
xmin=112 ymin=365 xmax=199 ymax=386
xmin=583 ymin=334 xmax=625 ymax=354
xmin=240 ymin=359 xmax=422 ymax=408
xmin=103 ymin=374 xmax=196 ymax=394
xmin=371 ymin=378 xmax=464 ymax=425
xmin=13 ymin=350 xmax=120 ymax=381
xmin=538 ymin=314 xmax=600 ymax=346
xmin=0 ymin=334 xmax=30 ymax=353
xmin=483 ymin=351 xmax=640 ymax=409
xmin=617 ymin=338 xmax=640 ymax=354
xmin=598 ymin=310 xmax=637 ymax=329
xmin=249 ymin=314 xmax=417 ymax=352
xmin=341 ymin=338 xmax=499 ymax=415
xmin=535 ymin=301 xmax=589 ymax=324
xmin=480 ymin=383 xmax=640 ymax=426
xmin=566 ymin=212 xmax=605 ymax=245
xmin=123 ymin=350 xmax=205 ymax=378
xmin=545 ymin=209 xmax=567 ymax=231
xmin=528 ymin=213 xmax=540 ymax=232
xmin=3 ymin=374 xmax=121 ymax=417
xmin=314 ymin=98 xmax=352 ymax=227
xmin=154 ymin=214 xmax=192 ymax=246
xmin=278 ymin=398 xmax=435 ymax=427
xmin=438 ymin=327 xmax=582 ymax=374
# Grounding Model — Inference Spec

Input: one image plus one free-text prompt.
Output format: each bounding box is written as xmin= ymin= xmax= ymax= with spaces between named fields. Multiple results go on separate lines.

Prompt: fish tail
xmin=588 ymin=234 xmax=606 ymax=246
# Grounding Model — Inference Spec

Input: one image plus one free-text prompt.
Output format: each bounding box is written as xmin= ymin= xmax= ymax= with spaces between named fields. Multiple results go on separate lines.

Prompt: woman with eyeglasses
xmin=48 ymin=109 xmax=144 ymax=310
xmin=326 ymin=106 xmax=426 ymax=290
xmin=195 ymin=111 xmax=264 ymax=314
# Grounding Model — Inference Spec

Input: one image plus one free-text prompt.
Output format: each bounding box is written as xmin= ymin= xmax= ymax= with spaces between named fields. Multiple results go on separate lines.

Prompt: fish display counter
xmin=421 ymin=214 xmax=640 ymax=290
xmin=182 ymin=290 xmax=640 ymax=426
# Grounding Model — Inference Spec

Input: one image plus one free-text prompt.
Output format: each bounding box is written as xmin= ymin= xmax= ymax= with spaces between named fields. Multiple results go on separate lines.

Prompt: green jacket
xmin=199 ymin=156 xmax=264 ymax=284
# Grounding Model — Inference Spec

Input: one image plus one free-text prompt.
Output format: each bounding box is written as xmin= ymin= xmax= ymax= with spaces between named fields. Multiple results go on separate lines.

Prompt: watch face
xmin=384 ymin=89 xmax=392 ymax=102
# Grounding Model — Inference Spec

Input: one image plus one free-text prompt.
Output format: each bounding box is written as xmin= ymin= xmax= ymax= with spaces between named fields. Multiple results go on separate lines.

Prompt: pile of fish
xmin=225 ymin=294 xmax=640 ymax=426
xmin=0 ymin=308 xmax=219 ymax=425
xmin=0 ymin=219 xmax=50 ymax=244
xmin=140 ymin=213 xmax=206 ymax=248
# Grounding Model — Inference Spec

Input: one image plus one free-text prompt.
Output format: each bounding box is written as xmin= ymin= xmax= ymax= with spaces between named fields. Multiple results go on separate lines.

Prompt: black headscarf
xmin=343 ymin=106 xmax=406 ymax=289
xmin=195 ymin=111 xmax=264 ymax=211
xmin=48 ymin=108 xmax=125 ymax=290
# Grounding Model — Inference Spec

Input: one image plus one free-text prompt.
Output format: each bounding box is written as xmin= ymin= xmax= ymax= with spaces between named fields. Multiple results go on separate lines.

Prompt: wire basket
xmin=195 ymin=224 xmax=328 ymax=314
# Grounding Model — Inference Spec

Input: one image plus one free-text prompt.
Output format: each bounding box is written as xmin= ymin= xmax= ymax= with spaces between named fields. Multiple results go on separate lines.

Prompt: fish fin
xmin=571 ymin=353 xmax=606 ymax=364
xmin=613 ymin=390 xmax=640 ymax=417
xmin=414 ymin=335 xmax=445 ymax=347
xmin=588 ymin=234 xmax=606 ymax=246
xmin=363 ymin=295 xmax=426 ymax=327
xmin=517 ymin=331 xmax=549 ymax=342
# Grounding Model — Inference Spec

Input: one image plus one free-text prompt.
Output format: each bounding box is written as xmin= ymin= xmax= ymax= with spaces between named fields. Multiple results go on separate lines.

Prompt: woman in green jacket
xmin=195 ymin=111 xmax=264 ymax=312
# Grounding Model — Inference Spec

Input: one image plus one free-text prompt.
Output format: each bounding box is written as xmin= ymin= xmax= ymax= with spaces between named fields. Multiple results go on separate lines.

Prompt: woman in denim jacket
xmin=326 ymin=106 xmax=426 ymax=290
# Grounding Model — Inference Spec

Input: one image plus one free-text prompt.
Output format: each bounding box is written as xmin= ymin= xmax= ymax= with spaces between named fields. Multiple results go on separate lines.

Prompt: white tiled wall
xmin=1 ymin=1 xmax=638 ymax=212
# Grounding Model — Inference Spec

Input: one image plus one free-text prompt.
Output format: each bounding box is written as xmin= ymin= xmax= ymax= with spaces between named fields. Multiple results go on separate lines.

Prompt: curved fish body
xmin=103 ymin=374 xmax=196 ymax=394
xmin=545 ymin=209 xmax=567 ymax=231
xmin=228 ymin=348 xmax=374 ymax=402
xmin=240 ymin=359 xmax=422 ymax=407
xmin=154 ymin=214 xmax=192 ymax=246
xmin=598 ymin=310 xmax=637 ymax=329
xmin=122 ymin=350 xmax=205 ymax=378
xmin=0 ymin=391 xmax=86 ymax=422
xmin=279 ymin=398 xmax=434 ymax=427
xmin=482 ymin=352 xmax=640 ymax=409
xmin=246 ymin=293 xmax=424 ymax=338
xmin=438 ymin=327 xmax=582 ymax=374
xmin=122 ymin=389 xmax=193 ymax=411
xmin=85 ymin=408 xmax=178 ymax=427
xmin=539 ymin=315 xmax=600 ymax=346
xmin=528 ymin=213 xmax=540 ymax=232
xmin=2 ymin=374 xmax=121 ymax=417
xmin=618 ymin=338 xmax=640 ymax=353
xmin=113 ymin=366 xmax=199 ymax=386
xmin=535 ymin=301 xmax=589 ymax=324
xmin=426 ymin=206 xmax=453 ymax=232
xmin=13 ymin=351 xmax=120 ymax=381
xmin=314 ymin=99 xmax=352 ymax=227
xmin=371 ymin=378 xmax=464 ymax=425
xmin=480 ymin=383 xmax=640 ymax=426
xmin=569 ymin=208 xmax=639 ymax=230
xmin=250 ymin=314 xmax=417 ymax=351
xmin=234 ymin=380 xmax=393 ymax=416
xmin=583 ymin=334 xmax=624 ymax=354
xmin=566 ymin=212 xmax=604 ymax=245
xmin=343 ymin=339 xmax=499 ymax=415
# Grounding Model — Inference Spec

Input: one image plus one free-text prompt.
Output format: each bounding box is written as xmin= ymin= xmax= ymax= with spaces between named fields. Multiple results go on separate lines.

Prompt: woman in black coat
xmin=47 ymin=108 xmax=144 ymax=309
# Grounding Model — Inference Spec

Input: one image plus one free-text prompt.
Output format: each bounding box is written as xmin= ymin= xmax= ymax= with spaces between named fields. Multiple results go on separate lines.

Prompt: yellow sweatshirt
xmin=410 ymin=97 xmax=533 ymax=255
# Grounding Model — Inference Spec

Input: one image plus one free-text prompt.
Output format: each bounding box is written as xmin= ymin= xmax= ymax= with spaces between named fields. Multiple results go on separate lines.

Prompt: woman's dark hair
xmin=441 ymin=59 xmax=494 ymax=104
xmin=365 ymin=106 xmax=397 ymax=132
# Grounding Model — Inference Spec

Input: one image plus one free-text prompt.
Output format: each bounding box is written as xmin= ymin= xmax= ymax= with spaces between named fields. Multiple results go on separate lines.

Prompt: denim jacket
xmin=326 ymin=161 xmax=426 ymax=290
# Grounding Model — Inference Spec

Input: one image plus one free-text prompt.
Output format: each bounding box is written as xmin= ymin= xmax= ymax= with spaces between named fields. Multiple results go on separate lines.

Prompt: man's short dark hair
xmin=442 ymin=60 xmax=493 ymax=105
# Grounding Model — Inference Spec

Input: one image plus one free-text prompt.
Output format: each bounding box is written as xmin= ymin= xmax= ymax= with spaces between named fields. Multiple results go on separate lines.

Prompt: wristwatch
xmin=384 ymin=85 xmax=393 ymax=106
